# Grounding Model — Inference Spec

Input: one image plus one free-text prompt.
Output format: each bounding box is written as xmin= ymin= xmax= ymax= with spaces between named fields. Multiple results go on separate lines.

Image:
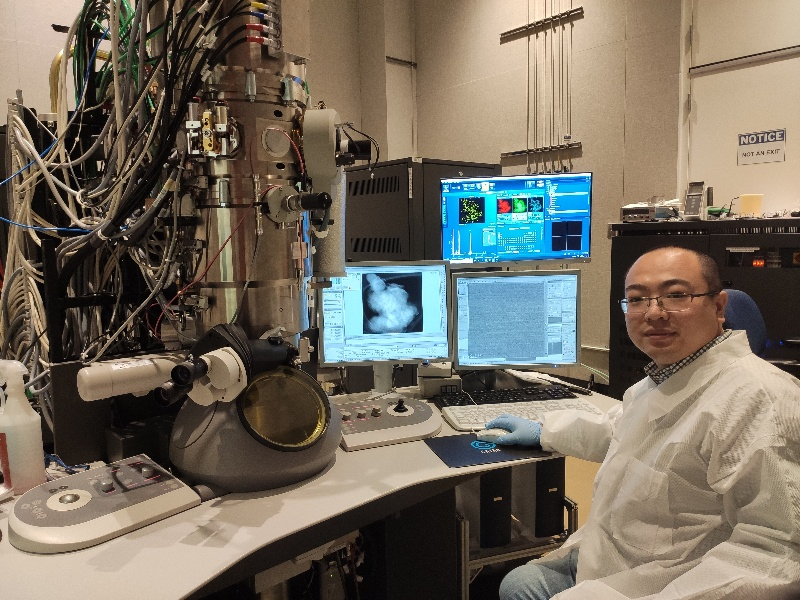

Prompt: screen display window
xmin=441 ymin=173 xmax=592 ymax=264
xmin=319 ymin=262 xmax=451 ymax=365
xmin=452 ymin=270 xmax=580 ymax=369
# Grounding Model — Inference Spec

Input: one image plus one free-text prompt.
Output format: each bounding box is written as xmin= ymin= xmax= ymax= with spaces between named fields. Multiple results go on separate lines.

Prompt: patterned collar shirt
xmin=643 ymin=329 xmax=733 ymax=385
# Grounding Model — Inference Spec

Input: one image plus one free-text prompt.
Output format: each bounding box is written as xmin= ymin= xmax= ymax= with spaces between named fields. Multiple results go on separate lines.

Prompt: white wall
xmin=347 ymin=0 xmax=416 ymax=160
xmin=413 ymin=0 xmax=683 ymax=380
xmin=685 ymin=0 xmax=800 ymax=214
xmin=308 ymin=0 xmax=363 ymax=125
xmin=384 ymin=0 xmax=416 ymax=159
xmin=0 ymin=1 xmax=84 ymax=114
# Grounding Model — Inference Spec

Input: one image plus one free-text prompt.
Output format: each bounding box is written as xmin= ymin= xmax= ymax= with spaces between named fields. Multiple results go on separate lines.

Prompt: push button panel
xmin=11 ymin=455 xmax=186 ymax=529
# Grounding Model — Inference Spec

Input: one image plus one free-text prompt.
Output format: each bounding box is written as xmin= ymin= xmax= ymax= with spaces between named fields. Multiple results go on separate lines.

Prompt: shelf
xmin=468 ymin=535 xmax=567 ymax=569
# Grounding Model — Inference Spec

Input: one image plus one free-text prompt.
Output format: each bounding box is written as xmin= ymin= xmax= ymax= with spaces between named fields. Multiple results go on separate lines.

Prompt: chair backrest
xmin=723 ymin=289 xmax=768 ymax=355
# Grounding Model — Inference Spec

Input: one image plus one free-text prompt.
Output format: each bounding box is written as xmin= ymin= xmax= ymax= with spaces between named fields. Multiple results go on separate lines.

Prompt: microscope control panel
xmin=335 ymin=393 xmax=442 ymax=451
xmin=8 ymin=455 xmax=200 ymax=554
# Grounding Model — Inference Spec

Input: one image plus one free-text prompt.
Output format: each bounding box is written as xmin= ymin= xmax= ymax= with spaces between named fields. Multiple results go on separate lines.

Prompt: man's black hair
xmin=627 ymin=246 xmax=722 ymax=292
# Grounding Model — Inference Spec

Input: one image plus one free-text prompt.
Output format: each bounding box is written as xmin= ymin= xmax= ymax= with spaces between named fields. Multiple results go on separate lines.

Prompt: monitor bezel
xmin=450 ymin=268 xmax=582 ymax=371
xmin=317 ymin=260 xmax=453 ymax=367
xmin=439 ymin=172 xmax=593 ymax=267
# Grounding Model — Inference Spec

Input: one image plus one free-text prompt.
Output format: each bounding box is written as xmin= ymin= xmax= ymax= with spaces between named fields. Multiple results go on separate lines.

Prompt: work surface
xmin=0 ymin=390 xmax=619 ymax=600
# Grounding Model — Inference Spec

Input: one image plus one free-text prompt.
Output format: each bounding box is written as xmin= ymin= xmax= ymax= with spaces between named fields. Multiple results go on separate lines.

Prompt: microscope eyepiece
xmin=171 ymin=358 xmax=209 ymax=386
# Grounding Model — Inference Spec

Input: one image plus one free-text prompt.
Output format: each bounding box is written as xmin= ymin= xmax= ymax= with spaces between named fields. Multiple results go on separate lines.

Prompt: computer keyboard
xmin=431 ymin=385 xmax=577 ymax=409
xmin=441 ymin=397 xmax=604 ymax=432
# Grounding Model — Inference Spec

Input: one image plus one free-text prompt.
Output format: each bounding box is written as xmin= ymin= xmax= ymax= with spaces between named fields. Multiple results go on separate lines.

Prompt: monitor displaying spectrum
xmin=440 ymin=172 xmax=592 ymax=264
xmin=318 ymin=261 xmax=451 ymax=366
xmin=452 ymin=269 xmax=580 ymax=370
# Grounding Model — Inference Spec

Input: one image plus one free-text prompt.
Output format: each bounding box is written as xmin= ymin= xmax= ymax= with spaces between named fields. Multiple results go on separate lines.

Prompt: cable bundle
xmin=1 ymin=0 xmax=266 ymax=430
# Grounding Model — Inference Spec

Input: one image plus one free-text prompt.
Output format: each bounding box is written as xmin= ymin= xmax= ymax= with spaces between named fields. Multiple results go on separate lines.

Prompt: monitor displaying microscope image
xmin=319 ymin=262 xmax=451 ymax=366
xmin=441 ymin=172 xmax=592 ymax=265
xmin=451 ymin=269 xmax=581 ymax=370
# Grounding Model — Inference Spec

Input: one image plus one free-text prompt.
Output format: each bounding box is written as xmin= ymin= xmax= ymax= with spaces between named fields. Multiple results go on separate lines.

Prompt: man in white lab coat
xmin=491 ymin=246 xmax=800 ymax=599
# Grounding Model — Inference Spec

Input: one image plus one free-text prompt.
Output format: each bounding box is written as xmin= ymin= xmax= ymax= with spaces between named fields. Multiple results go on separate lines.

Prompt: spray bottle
xmin=0 ymin=360 xmax=46 ymax=494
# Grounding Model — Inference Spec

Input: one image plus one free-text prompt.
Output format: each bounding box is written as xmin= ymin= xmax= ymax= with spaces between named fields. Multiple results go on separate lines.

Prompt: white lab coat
xmin=537 ymin=331 xmax=800 ymax=599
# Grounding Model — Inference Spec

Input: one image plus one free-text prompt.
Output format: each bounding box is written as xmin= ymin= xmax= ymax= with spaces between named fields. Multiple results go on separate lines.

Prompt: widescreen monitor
xmin=440 ymin=172 xmax=592 ymax=264
xmin=452 ymin=270 xmax=580 ymax=370
xmin=319 ymin=261 xmax=451 ymax=366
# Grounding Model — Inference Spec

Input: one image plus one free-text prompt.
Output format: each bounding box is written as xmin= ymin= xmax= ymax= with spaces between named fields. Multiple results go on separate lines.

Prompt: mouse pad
xmin=424 ymin=434 xmax=551 ymax=468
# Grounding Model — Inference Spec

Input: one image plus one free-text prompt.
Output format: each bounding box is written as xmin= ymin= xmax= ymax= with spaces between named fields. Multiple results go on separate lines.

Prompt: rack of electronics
xmin=609 ymin=219 xmax=800 ymax=399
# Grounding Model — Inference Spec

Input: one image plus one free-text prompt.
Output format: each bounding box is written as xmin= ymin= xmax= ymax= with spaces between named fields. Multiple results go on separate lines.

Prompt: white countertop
xmin=0 ymin=389 xmax=619 ymax=600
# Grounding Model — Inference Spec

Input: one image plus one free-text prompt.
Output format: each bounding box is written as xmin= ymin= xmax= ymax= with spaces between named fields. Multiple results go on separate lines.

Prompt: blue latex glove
xmin=484 ymin=415 xmax=542 ymax=446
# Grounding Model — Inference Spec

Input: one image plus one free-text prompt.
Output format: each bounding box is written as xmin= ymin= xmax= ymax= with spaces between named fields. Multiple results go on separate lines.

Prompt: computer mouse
xmin=476 ymin=428 xmax=510 ymax=443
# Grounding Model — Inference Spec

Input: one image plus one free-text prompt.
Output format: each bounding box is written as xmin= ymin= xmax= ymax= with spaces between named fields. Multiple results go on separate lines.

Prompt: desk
xmin=0 ymin=390 xmax=619 ymax=600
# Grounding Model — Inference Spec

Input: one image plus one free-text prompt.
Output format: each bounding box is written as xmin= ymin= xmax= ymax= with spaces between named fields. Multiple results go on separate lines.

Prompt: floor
xmin=470 ymin=570 xmax=507 ymax=600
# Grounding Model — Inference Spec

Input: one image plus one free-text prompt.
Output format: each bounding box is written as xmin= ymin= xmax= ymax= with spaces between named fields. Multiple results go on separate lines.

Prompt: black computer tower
xmin=534 ymin=457 xmax=566 ymax=538
xmin=360 ymin=489 xmax=459 ymax=600
xmin=345 ymin=157 xmax=501 ymax=262
xmin=479 ymin=467 xmax=513 ymax=548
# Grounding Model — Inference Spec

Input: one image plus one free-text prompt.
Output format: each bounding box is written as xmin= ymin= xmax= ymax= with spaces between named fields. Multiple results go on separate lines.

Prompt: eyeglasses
xmin=619 ymin=291 xmax=720 ymax=314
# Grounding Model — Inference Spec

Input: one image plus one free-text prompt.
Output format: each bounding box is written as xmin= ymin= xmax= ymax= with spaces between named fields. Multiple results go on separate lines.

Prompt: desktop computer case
xmin=345 ymin=158 xmax=501 ymax=262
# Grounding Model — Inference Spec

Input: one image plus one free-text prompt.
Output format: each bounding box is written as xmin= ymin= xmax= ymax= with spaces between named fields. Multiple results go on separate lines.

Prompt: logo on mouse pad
xmin=471 ymin=440 xmax=499 ymax=452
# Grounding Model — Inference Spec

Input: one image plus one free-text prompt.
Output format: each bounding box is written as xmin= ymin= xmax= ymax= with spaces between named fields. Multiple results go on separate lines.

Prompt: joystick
xmin=336 ymin=392 xmax=440 ymax=450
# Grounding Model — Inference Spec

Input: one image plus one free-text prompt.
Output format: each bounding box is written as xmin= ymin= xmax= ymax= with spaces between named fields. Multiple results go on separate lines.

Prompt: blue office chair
xmin=723 ymin=289 xmax=768 ymax=355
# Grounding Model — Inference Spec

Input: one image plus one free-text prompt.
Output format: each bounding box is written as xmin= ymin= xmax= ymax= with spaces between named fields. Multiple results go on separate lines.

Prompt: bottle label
xmin=0 ymin=432 xmax=11 ymax=489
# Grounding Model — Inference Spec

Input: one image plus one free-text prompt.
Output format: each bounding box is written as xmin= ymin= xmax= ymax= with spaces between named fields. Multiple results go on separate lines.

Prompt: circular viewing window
xmin=238 ymin=367 xmax=330 ymax=451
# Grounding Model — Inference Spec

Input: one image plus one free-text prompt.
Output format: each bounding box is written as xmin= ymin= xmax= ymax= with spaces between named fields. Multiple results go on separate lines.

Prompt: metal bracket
xmin=563 ymin=495 xmax=579 ymax=536
xmin=500 ymin=141 xmax=582 ymax=159
xmin=500 ymin=7 xmax=584 ymax=43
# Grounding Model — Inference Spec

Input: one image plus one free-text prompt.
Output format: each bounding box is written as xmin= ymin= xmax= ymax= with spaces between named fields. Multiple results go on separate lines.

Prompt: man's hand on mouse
xmin=483 ymin=415 xmax=542 ymax=446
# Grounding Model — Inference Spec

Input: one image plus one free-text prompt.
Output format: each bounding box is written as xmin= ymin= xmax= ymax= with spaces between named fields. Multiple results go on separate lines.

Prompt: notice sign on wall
xmin=738 ymin=129 xmax=786 ymax=165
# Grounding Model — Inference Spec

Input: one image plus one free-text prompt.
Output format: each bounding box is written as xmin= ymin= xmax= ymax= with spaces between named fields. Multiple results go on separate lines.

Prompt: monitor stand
xmin=370 ymin=362 xmax=396 ymax=396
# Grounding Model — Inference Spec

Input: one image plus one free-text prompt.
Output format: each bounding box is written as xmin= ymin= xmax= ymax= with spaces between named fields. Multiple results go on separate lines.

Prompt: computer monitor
xmin=440 ymin=172 xmax=592 ymax=265
xmin=319 ymin=261 xmax=451 ymax=377
xmin=452 ymin=270 xmax=580 ymax=370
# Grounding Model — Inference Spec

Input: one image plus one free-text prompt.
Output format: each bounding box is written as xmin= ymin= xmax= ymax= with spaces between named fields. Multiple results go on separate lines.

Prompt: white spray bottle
xmin=0 ymin=360 xmax=46 ymax=494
